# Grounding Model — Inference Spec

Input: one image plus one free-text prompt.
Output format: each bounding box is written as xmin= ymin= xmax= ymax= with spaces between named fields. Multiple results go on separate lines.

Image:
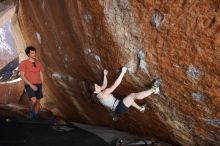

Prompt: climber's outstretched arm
xmin=104 ymin=67 xmax=127 ymax=94
xmin=101 ymin=69 xmax=108 ymax=90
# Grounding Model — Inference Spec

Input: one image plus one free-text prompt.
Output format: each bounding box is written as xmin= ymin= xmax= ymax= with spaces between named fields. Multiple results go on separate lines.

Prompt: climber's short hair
xmin=25 ymin=46 xmax=36 ymax=55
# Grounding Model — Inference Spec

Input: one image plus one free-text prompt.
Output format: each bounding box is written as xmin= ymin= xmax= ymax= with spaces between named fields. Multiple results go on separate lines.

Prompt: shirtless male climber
xmin=89 ymin=67 xmax=160 ymax=120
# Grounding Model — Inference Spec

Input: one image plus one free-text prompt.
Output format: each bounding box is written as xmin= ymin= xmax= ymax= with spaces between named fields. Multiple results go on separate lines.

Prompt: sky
xmin=0 ymin=20 xmax=18 ymax=67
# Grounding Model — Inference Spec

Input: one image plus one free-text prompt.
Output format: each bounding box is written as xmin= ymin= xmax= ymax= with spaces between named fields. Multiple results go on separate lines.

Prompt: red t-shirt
xmin=19 ymin=59 xmax=44 ymax=84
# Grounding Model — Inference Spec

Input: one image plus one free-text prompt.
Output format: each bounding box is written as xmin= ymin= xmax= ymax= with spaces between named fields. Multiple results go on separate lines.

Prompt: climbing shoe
xmin=152 ymin=78 xmax=161 ymax=94
xmin=139 ymin=106 xmax=146 ymax=113
xmin=139 ymin=103 xmax=149 ymax=113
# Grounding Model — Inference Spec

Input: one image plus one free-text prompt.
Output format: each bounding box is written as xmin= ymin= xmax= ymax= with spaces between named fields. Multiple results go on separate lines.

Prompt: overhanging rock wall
xmin=17 ymin=0 xmax=220 ymax=145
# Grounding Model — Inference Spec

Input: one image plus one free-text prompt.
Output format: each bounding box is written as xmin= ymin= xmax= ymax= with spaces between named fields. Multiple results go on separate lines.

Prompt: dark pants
xmin=113 ymin=101 xmax=128 ymax=117
xmin=25 ymin=84 xmax=43 ymax=100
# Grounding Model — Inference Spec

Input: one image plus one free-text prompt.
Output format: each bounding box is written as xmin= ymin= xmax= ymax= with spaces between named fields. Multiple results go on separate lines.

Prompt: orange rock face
xmin=17 ymin=0 xmax=220 ymax=145
xmin=0 ymin=82 xmax=23 ymax=104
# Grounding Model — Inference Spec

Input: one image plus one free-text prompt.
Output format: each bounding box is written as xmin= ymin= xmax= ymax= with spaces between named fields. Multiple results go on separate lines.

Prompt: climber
xmin=89 ymin=67 xmax=160 ymax=120
xmin=19 ymin=46 xmax=44 ymax=119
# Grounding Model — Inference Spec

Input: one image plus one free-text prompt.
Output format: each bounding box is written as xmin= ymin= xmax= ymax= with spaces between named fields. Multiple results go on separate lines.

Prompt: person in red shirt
xmin=19 ymin=46 xmax=44 ymax=119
